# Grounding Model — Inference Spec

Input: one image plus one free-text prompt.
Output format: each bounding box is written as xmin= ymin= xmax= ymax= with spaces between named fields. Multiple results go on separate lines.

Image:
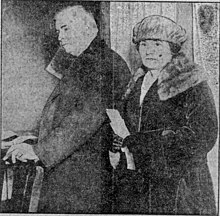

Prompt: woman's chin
xmin=143 ymin=65 xmax=159 ymax=70
xmin=142 ymin=62 xmax=157 ymax=70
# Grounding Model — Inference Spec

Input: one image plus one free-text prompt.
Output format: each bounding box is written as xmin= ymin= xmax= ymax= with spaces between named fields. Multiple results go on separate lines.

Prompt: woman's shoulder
xmin=171 ymin=80 xmax=215 ymax=109
xmin=158 ymin=53 xmax=210 ymax=101
xmin=185 ymin=80 xmax=211 ymax=97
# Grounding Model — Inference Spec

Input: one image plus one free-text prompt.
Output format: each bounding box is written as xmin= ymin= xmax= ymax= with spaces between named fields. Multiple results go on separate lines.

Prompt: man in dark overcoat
xmin=3 ymin=5 xmax=131 ymax=213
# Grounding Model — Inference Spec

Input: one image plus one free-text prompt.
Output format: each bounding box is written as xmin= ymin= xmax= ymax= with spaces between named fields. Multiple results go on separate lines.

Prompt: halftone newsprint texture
xmin=110 ymin=1 xmax=219 ymax=211
xmin=1 ymin=1 xmax=219 ymax=214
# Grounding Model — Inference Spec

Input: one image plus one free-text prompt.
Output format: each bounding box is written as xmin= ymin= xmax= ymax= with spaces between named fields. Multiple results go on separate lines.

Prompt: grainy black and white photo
xmin=0 ymin=1 xmax=219 ymax=214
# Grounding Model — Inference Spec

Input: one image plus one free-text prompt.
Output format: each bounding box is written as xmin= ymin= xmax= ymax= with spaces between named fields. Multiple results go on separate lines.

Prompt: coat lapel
xmin=46 ymin=37 xmax=103 ymax=128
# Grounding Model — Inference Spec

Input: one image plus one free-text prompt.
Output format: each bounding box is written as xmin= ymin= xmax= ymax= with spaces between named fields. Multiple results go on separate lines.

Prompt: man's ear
xmin=88 ymin=21 xmax=98 ymax=32
xmin=86 ymin=22 xmax=98 ymax=38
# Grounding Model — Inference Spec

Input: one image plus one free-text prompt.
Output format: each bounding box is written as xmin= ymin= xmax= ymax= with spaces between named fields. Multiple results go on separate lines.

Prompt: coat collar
xmin=157 ymin=53 xmax=207 ymax=100
xmin=61 ymin=35 xmax=105 ymax=78
xmin=125 ymin=52 xmax=207 ymax=101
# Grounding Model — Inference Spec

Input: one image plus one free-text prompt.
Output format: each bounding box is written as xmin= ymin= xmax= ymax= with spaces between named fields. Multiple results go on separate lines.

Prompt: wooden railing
xmin=1 ymin=150 xmax=44 ymax=213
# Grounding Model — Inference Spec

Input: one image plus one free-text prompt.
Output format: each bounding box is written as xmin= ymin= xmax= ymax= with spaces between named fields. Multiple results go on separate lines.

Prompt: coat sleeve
xmin=33 ymin=51 xmax=131 ymax=169
xmin=123 ymin=82 xmax=218 ymax=178
xmin=33 ymin=90 xmax=107 ymax=168
xmin=102 ymin=49 xmax=131 ymax=111
xmin=163 ymin=82 xmax=218 ymax=164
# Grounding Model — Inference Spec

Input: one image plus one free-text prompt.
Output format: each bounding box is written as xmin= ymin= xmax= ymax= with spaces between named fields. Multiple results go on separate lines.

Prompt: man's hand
xmin=3 ymin=143 xmax=39 ymax=163
xmin=1 ymin=141 xmax=14 ymax=149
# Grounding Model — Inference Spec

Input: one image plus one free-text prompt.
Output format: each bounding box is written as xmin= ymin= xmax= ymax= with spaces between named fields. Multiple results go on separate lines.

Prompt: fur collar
xmin=125 ymin=53 xmax=207 ymax=101
xmin=157 ymin=53 xmax=207 ymax=100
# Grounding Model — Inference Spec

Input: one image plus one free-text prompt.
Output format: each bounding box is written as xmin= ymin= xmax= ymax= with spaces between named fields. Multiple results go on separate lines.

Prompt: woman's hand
xmin=122 ymin=134 xmax=146 ymax=170
xmin=112 ymin=134 xmax=123 ymax=152
xmin=122 ymin=134 xmax=140 ymax=150
xmin=3 ymin=143 xmax=39 ymax=164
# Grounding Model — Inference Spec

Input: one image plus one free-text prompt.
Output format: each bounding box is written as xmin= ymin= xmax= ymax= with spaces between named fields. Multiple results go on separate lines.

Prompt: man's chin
xmin=62 ymin=47 xmax=70 ymax=54
xmin=62 ymin=45 xmax=72 ymax=53
xmin=64 ymin=48 xmax=80 ymax=57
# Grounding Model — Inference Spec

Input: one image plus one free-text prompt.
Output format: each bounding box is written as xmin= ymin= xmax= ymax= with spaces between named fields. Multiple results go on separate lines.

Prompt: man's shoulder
xmin=98 ymin=40 xmax=124 ymax=60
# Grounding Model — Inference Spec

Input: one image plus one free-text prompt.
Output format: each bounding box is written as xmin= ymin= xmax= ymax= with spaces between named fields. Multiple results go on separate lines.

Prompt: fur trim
xmin=123 ymin=53 xmax=207 ymax=101
xmin=157 ymin=52 xmax=207 ymax=101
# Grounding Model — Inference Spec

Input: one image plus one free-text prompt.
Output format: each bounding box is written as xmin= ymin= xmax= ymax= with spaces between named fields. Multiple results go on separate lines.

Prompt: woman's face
xmin=138 ymin=40 xmax=172 ymax=71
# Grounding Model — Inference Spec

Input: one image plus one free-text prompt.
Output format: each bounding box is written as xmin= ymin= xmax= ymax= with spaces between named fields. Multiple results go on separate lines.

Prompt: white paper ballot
xmin=106 ymin=109 xmax=135 ymax=170
xmin=106 ymin=109 xmax=130 ymax=139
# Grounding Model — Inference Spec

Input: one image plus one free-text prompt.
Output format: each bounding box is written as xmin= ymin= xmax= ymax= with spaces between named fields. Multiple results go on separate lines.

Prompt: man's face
xmin=55 ymin=13 xmax=90 ymax=56
xmin=138 ymin=39 xmax=172 ymax=71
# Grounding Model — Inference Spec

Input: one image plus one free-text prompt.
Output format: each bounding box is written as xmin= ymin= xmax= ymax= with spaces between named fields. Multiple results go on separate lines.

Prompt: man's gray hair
xmin=55 ymin=5 xmax=97 ymax=29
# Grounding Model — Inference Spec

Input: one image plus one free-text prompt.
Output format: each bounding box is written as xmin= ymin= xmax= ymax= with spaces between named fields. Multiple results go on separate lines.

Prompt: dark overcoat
xmin=115 ymin=54 xmax=218 ymax=215
xmin=33 ymin=36 xmax=131 ymax=213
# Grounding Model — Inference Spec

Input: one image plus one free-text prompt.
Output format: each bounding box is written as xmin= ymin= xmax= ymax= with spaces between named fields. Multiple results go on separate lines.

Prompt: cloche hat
xmin=133 ymin=15 xmax=187 ymax=47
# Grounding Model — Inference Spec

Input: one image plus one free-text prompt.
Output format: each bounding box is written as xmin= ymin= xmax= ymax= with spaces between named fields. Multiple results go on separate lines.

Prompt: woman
xmin=115 ymin=15 xmax=218 ymax=215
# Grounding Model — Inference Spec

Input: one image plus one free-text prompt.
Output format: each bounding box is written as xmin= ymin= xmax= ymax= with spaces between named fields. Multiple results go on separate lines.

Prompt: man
xmin=3 ymin=5 xmax=131 ymax=213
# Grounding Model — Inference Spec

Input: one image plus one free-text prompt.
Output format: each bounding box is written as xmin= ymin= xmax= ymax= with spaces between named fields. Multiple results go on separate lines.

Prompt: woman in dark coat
xmin=115 ymin=15 xmax=218 ymax=215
